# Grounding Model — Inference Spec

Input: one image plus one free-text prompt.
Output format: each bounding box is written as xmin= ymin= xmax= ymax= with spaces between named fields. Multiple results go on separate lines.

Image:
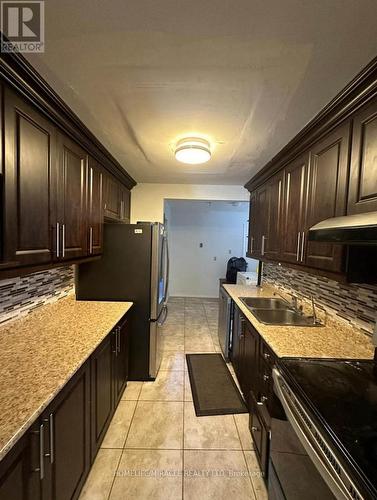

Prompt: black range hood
xmin=309 ymin=211 xmax=377 ymax=244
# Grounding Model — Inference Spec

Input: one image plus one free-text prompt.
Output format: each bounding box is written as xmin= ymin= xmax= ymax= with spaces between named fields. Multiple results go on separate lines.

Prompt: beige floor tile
xmin=110 ymin=449 xmax=183 ymax=500
xmin=244 ymin=451 xmax=268 ymax=499
xmin=184 ymin=372 xmax=193 ymax=402
xmin=121 ymin=381 xmax=143 ymax=401
xmin=101 ymin=401 xmax=137 ymax=449
xmin=79 ymin=448 xmax=121 ymax=500
xmin=184 ymin=402 xmax=241 ymax=450
xmin=161 ymin=324 xmax=184 ymax=335
xmin=139 ymin=370 xmax=184 ymax=401
xmin=184 ymin=450 xmax=255 ymax=500
xmin=163 ymin=337 xmax=185 ymax=352
xmin=125 ymin=401 xmax=183 ymax=449
xmin=184 ymin=339 xmax=215 ymax=352
xmin=234 ymin=413 xmax=253 ymax=450
xmin=185 ymin=325 xmax=211 ymax=336
xmin=160 ymin=352 xmax=185 ymax=371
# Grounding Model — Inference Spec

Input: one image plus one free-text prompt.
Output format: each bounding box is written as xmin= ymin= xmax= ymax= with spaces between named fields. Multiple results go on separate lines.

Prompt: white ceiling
xmin=26 ymin=0 xmax=377 ymax=185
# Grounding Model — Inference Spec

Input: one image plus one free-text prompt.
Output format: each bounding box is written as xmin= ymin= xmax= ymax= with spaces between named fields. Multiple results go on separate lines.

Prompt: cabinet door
xmin=0 ymin=422 xmax=42 ymax=500
xmin=3 ymin=87 xmax=56 ymax=267
xmin=114 ymin=318 xmax=130 ymax=406
xmin=42 ymin=362 xmax=90 ymax=500
xmin=231 ymin=307 xmax=244 ymax=379
xmin=304 ymin=123 xmax=350 ymax=272
xmin=119 ymin=186 xmax=131 ymax=222
xmin=90 ymin=334 xmax=114 ymax=460
xmin=103 ymin=174 xmax=121 ymax=220
xmin=240 ymin=322 xmax=259 ymax=407
xmin=247 ymin=191 xmax=257 ymax=257
xmin=87 ymin=157 xmax=103 ymax=256
xmin=348 ymin=98 xmax=377 ymax=214
xmin=264 ymin=171 xmax=284 ymax=261
xmin=281 ymin=154 xmax=308 ymax=263
xmin=256 ymin=185 xmax=269 ymax=258
xmin=248 ymin=186 xmax=268 ymax=258
xmin=56 ymin=133 xmax=88 ymax=260
xmin=249 ymin=393 xmax=269 ymax=479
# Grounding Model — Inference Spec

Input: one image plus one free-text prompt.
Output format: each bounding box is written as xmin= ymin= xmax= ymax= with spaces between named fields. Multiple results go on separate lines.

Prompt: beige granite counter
xmin=0 ymin=295 xmax=133 ymax=461
xmin=223 ymin=283 xmax=374 ymax=360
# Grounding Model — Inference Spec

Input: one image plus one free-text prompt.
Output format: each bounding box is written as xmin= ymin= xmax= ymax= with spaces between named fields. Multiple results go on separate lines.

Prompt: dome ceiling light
xmin=175 ymin=138 xmax=211 ymax=164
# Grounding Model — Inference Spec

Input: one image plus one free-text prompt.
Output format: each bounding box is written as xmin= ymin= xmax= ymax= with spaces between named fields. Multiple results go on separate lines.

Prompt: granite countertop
xmin=223 ymin=283 xmax=374 ymax=360
xmin=0 ymin=295 xmax=133 ymax=461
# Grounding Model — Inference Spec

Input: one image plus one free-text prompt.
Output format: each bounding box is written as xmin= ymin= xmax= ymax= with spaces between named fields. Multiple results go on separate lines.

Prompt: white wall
xmin=166 ymin=200 xmax=257 ymax=298
xmin=131 ymin=183 xmax=250 ymax=223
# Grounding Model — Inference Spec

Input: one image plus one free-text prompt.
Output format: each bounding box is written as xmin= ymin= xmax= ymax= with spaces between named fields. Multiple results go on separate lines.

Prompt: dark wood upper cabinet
xmin=103 ymin=174 xmax=122 ymax=220
xmin=56 ymin=133 xmax=88 ymax=260
xmin=119 ymin=185 xmax=131 ymax=222
xmin=247 ymin=191 xmax=257 ymax=257
xmin=248 ymin=185 xmax=268 ymax=258
xmin=264 ymin=171 xmax=284 ymax=261
xmin=3 ymin=87 xmax=56 ymax=267
xmin=280 ymin=154 xmax=308 ymax=264
xmin=348 ymin=99 xmax=377 ymax=214
xmin=304 ymin=122 xmax=350 ymax=272
xmin=87 ymin=157 xmax=103 ymax=256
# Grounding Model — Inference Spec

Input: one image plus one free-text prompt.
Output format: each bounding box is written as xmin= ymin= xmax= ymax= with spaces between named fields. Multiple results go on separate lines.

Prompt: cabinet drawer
xmin=260 ymin=341 xmax=275 ymax=368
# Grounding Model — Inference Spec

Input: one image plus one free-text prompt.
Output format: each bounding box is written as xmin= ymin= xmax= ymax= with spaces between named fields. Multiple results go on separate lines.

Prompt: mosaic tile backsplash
xmin=0 ymin=266 xmax=74 ymax=325
xmin=263 ymin=263 xmax=377 ymax=335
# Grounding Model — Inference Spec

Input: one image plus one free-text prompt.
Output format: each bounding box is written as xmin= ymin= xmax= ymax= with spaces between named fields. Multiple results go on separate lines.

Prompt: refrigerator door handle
xmin=163 ymin=235 xmax=170 ymax=305
xmin=158 ymin=304 xmax=168 ymax=327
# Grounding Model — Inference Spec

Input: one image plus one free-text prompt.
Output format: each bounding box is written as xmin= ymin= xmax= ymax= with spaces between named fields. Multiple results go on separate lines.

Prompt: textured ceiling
xmin=26 ymin=0 xmax=377 ymax=184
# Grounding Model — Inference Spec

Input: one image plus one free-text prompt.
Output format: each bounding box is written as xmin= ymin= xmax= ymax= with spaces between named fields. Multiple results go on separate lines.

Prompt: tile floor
xmin=79 ymin=297 xmax=267 ymax=500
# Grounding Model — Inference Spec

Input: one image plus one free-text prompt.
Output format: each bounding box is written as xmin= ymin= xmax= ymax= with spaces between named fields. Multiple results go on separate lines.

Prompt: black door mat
xmin=186 ymin=353 xmax=248 ymax=416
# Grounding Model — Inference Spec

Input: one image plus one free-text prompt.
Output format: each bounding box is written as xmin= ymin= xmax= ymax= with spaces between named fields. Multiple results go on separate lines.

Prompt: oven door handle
xmin=272 ymin=368 xmax=363 ymax=500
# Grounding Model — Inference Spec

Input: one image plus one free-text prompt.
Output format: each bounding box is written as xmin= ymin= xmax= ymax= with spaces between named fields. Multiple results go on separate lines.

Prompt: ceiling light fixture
xmin=175 ymin=138 xmax=211 ymax=164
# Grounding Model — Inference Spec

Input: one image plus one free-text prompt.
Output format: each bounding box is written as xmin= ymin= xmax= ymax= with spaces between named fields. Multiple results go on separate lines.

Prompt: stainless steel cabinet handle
xmin=34 ymin=423 xmax=45 ymax=480
xmin=264 ymin=352 xmax=270 ymax=360
xmin=296 ymin=232 xmax=301 ymax=261
xmin=250 ymin=237 xmax=254 ymax=254
xmin=263 ymin=374 xmax=270 ymax=381
xmin=301 ymin=231 xmax=305 ymax=262
xmin=251 ymin=426 xmax=259 ymax=432
xmin=261 ymin=235 xmax=265 ymax=256
xmin=56 ymin=222 xmax=60 ymax=258
xmin=113 ymin=330 xmax=118 ymax=356
xmin=261 ymin=395 xmax=268 ymax=403
xmin=89 ymin=226 xmax=93 ymax=254
xmin=117 ymin=326 xmax=120 ymax=353
xmin=43 ymin=414 xmax=54 ymax=464
xmin=62 ymin=224 xmax=66 ymax=258
xmin=49 ymin=414 xmax=54 ymax=464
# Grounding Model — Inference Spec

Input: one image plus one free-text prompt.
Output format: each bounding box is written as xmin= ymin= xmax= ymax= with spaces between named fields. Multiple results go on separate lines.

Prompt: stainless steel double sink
xmin=239 ymin=297 xmax=321 ymax=327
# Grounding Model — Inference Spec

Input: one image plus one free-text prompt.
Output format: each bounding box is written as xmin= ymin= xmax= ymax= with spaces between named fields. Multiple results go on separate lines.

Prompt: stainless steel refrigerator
xmin=76 ymin=222 xmax=169 ymax=380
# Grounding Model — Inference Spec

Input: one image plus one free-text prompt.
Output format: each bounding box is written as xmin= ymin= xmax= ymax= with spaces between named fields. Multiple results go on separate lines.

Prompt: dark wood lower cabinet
xmin=0 ymin=311 xmax=131 ymax=500
xmin=43 ymin=362 xmax=91 ymax=500
xmin=113 ymin=318 xmax=130 ymax=407
xmin=0 ymin=422 xmax=42 ymax=500
xmin=90 ymin=334 xmax=114 ymax=460
xmin=91 ymin=316 xmax=130 ymax=461
xmin=231 ymin=305 xmax=278 ymax=481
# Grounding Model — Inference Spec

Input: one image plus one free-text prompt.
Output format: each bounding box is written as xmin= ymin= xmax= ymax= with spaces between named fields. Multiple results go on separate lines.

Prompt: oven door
xmin=270 ymin=368 xmax=363 ymax=500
